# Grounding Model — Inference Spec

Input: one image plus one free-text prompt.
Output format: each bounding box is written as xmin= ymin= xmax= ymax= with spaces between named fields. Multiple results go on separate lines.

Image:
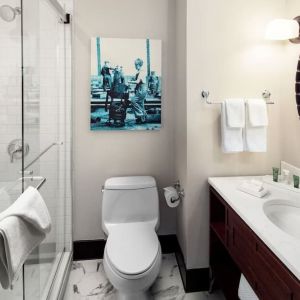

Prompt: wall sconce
xmin=265 ymin=18 xmax=300 ymax=42
xmin=265 ymin=17 xmax=300 ymax=118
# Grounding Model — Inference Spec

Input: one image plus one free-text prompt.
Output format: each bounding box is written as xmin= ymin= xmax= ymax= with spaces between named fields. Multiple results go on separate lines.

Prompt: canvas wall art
xmin=90 ymin=37 xmax=162 ymax=131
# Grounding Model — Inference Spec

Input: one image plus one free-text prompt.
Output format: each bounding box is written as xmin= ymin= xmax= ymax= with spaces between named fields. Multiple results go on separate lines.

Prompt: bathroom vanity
xmin=209 ymin=177 xmax=300 ymax=300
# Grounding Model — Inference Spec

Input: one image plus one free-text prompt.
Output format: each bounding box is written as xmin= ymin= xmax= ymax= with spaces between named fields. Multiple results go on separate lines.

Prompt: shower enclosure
xmin=0 ymin=0 xmax=72 ymax=299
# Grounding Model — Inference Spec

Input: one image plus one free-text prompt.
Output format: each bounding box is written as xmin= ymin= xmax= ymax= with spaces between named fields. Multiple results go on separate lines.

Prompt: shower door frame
xmin=19 ymin=0 xmax=73 ymax=299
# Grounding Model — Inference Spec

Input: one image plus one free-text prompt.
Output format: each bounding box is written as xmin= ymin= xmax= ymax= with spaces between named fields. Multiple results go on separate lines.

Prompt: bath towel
xmin=0 ymin=187 xmax=51 ymax=289
xmin=225 ymin=99 xmax=245 ymax=128
xmin=221 ymin=101 xmax=244 ymax=153
xmin=245 ymin=99 xmax=268 ymax=152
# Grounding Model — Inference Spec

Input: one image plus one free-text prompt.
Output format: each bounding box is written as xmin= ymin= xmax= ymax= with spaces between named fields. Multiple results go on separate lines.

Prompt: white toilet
xmin=102 ymin=176 xmax=162 ymax=300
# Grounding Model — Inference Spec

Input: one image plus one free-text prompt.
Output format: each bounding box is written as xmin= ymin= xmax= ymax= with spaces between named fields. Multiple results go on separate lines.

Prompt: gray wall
xmin=73 ymin=0 xmax=177 ymax=241
xmin=175 ymin=0 xmax=188 ymax=262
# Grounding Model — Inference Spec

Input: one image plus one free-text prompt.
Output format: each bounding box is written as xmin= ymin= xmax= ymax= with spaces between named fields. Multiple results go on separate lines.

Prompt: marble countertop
xmin=208 ymin=176 xmax=300 ymax=280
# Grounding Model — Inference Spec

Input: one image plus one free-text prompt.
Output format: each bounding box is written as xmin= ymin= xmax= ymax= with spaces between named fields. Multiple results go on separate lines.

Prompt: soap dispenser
xmin=282 ymin=169 xmax=290 ymax=184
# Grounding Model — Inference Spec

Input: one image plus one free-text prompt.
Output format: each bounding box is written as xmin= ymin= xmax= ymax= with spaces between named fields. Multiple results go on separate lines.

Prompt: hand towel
xmin=247 ymin=98 xmax=268 ymax=127
xmin=238 ymin=181 xmax=268 ymax=198
xmin=245 ymin=99 xmax=268 ymax=152
xmin=221 ymin=102 xmax=244 ymax=153
xmin=238 ymin=274 xmax=259 ymax=300
xmin=240 ymin=181 xmax=263 ymax=193
xmin=225 ymin=99 xmax=245 ymax=128
xmin=0 ymin=187 xmax=51 ymax=289
xmin=250 ymin=179 xmax=264 ymax=191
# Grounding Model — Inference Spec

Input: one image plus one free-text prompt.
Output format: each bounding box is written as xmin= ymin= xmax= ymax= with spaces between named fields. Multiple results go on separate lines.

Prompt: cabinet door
xmin=255 ymin=241 xmax=293 ymax=300
xmin=228 ymin=211 xmax=257 ymax=291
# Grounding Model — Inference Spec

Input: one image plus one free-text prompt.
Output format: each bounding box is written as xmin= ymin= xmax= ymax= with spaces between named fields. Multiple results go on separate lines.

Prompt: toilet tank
xmin=102 ymin=176 xmax=159 ymax=235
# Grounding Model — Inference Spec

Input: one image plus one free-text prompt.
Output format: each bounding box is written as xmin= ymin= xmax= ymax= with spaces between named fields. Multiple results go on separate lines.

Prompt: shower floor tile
xmin=63 ymin=253 xmax=225 ymax=300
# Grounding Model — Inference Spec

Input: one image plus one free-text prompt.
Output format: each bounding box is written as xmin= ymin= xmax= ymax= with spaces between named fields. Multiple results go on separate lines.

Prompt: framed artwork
xmin=90 ymin=37 xmax=162 ymax=131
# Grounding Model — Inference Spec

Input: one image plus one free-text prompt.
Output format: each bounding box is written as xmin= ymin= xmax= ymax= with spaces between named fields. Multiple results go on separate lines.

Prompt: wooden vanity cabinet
xmin=209 ymin=186 xmax=300 ymax=300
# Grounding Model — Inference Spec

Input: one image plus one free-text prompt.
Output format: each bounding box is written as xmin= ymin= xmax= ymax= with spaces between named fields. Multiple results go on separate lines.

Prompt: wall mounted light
xmin=265 ymin=17 xmax=300 ymax=118
xmin=265 ymin=18 xmax=300 ymax=42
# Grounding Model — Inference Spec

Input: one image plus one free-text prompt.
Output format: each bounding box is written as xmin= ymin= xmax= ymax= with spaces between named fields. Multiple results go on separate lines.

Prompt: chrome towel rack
xmin=201 ymin=90 xmax=275 ymax=105
xmin=18 ymin=176 xmax=46 ymax=190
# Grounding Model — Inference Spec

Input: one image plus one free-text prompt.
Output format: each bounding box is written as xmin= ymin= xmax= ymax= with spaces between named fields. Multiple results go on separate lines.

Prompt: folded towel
xmin=247 ymin=98 xmax=268 ymax=127
xmin=250 ymin=179 xmax=264 ymax=190
xmin=245 ymin=100 xmax=268 ymax=152
xmin=240 ymin=181 xmax=263 ymax=193
xmin=0 ymin=187 xmax=51 ymax=289
xmin=221 ymin=102 xmax=244 ymax=153
xmin=238 ymin=182 xmax=268 ymax=198
xmin=238 ymin=274 xmax=259 ymax=300
xmin=225 ymin=99 xmax=245 ymax=128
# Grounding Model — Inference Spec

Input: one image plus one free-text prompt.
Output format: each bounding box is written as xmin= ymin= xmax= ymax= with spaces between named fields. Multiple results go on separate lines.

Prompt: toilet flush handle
xmin=101 ymin=185 xmax=105 ymax=193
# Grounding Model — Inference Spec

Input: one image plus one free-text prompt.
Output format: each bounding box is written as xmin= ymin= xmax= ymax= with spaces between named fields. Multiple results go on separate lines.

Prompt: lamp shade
xmin=265 ymin=19 xmax=299 ymax=40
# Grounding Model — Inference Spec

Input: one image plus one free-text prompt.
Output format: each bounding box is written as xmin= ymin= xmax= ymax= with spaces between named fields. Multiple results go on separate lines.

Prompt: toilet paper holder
xmin=173 ymin=180 xmax=185 ymax=203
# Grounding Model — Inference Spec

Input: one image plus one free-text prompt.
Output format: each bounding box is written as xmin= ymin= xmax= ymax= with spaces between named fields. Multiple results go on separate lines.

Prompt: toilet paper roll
xmin=164 ymin=186 xmax=180 ymax=208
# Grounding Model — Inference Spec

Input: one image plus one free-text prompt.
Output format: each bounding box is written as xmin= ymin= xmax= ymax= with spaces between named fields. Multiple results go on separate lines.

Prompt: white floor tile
xmin=63 ymin=254 xmax=225 ymax=300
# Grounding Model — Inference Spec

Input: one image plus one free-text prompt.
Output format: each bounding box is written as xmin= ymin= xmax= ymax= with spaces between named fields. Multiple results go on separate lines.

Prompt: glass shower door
xmin=0 ymin=0 xmax=23 ymax=298
xmin=22 ymin=0 xmax=67 ymax=298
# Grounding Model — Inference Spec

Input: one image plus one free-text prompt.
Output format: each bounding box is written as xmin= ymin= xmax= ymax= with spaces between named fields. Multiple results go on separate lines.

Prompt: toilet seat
xmin=105 ymin=222 xmax=159 ymax=278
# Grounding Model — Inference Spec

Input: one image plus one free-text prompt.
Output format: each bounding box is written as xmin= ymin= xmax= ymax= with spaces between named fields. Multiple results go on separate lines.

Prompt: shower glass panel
xmin=22 ymin=0 xmax=70 ymax=298
xmin=0 ymin=0 xmax=72 ymax=299
xmin=0 ymin=0 xmax=23 ymax=299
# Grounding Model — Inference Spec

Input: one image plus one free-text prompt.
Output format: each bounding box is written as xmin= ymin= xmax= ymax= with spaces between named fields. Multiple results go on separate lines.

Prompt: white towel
xmin=247 ymin=99 xmax=268 ymax=127
xmin=250 ymin=179 xmax=264 ymax=191
xmin=245 ymin=99 xmax=268 ymax=152
xmin=221 ymin=102 xmax=244 ymax=153
xmin=0 ymin=187 xmax=51 ymax=289
xmin=238 ymin=274 xmax=259 ymax=300
xmin=225 ymin=99 xmax=245 ymax=128
xmin=240 ymin=181 xmax=263 ymax=193
xmin=238 ymin=181 xmax=268 ymax=198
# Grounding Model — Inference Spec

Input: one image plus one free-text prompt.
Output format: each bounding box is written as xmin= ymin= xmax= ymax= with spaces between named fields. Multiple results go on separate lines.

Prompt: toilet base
xmin=116 ymin=290 xmax=151 ymax=300
xmin=103 ymin=245 xmax=161 ymax=300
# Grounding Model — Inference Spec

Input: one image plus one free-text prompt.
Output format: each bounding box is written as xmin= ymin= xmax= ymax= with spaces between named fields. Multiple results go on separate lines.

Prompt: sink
xmin=263 ymin=199 xmax=300 ymax=240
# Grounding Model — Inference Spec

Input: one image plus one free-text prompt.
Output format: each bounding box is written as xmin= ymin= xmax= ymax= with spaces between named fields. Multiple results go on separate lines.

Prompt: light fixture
xmin=265 ymin=17 xmax=300 ymax=43
xmin=265 ymin=17 xmax=300 ymax=119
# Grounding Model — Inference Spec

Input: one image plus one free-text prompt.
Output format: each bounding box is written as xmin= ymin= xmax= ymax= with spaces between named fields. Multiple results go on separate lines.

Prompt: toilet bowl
xmin=103 ymin=223 xmax=161 ymax=300
xmin=102 ymin=176 xmax=161 ymax=300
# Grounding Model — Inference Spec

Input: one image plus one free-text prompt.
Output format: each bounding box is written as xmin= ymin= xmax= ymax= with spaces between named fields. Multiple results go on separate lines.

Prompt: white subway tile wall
xmin=0 ymin=0 xmax=22 ymax=185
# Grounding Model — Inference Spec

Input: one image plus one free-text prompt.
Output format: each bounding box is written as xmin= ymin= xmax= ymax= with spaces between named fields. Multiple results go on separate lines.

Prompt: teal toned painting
xmin=90 ymin=37 xmax=162 ymax=131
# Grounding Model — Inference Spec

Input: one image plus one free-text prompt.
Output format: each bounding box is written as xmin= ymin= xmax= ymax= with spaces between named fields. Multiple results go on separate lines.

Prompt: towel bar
xmin=18 ymin=176 xmax=46 ymax=190
xmin=201 ymin=90 xmax=275 ymax=105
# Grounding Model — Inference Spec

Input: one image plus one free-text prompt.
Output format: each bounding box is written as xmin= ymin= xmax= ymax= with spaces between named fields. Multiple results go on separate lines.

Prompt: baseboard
xmin=175 ymin=244 xmax=210 ymax=293
xmin=73 ymin=239 xmax=106 ymax=261
xmin=159 ymin=234 xmax=180 ymax=253
xmin=73 ymin=235 xmax=209 ymax=293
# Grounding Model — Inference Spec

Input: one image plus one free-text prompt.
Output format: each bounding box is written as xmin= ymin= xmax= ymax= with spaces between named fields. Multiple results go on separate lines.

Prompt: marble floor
xmin=63 ymin=254 xmax=225 ymax=300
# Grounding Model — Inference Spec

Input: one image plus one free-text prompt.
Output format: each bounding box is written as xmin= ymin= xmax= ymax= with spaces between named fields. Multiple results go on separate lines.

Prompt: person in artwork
xmin=148 ymin=71 xmax=159 ymax=96
xmin=101 ymin=61 xmax=112 ymax=91
xmin=128 ymin=58 xmax=148 ymax=124
xmin=112 ymin=65 xmax=125 ymax=91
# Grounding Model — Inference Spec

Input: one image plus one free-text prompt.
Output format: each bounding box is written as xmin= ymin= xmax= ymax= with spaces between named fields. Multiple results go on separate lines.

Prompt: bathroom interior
xmin=0 ymin=0 xmax=299 ymax=299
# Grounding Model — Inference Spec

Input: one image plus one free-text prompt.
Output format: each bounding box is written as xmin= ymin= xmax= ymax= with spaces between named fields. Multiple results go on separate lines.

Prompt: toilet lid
xmin=106 ymin=223 xmax=159 ymax=275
